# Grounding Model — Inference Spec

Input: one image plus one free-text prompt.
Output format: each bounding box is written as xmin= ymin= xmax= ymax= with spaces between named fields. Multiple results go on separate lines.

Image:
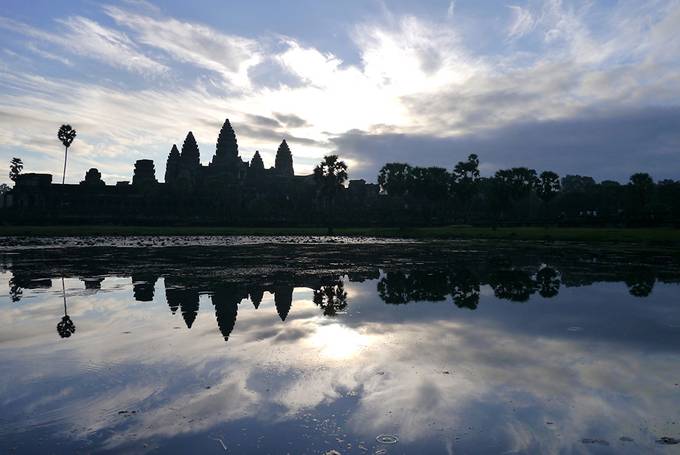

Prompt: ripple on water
xmin=376 ymin=434 xmax=399 ymax=444
xmin=0 ymin=357 xmax=146 ymax=436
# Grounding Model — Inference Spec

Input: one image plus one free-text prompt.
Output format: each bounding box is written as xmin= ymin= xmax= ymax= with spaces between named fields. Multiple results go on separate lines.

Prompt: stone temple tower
xmin=132 ymin=159 xmax=157 ymax=186
xmin=274 ymin=140 xmax=294 ymax=177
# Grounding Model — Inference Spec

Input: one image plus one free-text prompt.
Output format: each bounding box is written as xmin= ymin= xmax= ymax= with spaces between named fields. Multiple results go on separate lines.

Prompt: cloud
xmin=0 ymin=16 xmax=167 ymax=75
xmin=25 ymin=43 xmax=73 ymax=66
xmin=4 ymin=276 xmax=679 ymax=452
xmin=506 ymin=5 xmax=535 ymax=40
xmin=0 ymin=1 xmax=679 ymax=184
xmin=273 ymin=113 xmax=310 ymax=128
xmin=447 ymin=1 xmax=456 ymax=19
xmin=331 ymin=106 xmax=680 ymax=182
xmin=103 ymin=6 xmax=261 ymax=87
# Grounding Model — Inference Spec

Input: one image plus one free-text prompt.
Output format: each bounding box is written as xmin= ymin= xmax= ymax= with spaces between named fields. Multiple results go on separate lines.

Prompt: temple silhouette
xmin=2 ymin=119 xmax=379 ymax=225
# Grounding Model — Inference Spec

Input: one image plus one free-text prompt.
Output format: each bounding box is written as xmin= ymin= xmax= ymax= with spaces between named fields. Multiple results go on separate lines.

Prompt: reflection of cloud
xmin=1 ymin=275 xmax=679 ymax=452
xmin=307 ymin=323 xmax=370 ymax=360
xmin=331 ymin=106 xmax=680 ymax=181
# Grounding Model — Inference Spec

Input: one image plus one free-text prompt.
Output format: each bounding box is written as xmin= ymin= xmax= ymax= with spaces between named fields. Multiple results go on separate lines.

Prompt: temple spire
xmin=165 ymin=144 xmax=180 ymax=184
xmin=250 ymin=151 xmax=264 ymax=172
xmin=274 ymin=140 xmax=294 ymax=177
xmin=213 ymin=118 xmax=238 ymax=165
xmin=180 ymin=131 xmax=200 ymax=167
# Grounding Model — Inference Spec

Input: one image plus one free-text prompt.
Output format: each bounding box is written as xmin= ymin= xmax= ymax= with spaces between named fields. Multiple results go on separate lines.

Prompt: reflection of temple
xmin=158 ymin=276 xmax=338 ymax=341
xmin=2 ymin=119 xmax=380 ymax=225
xmin=5 ymin=244 xmax=676 ymax=341
xmin=132 ymin=274 xmax=158 ymax=302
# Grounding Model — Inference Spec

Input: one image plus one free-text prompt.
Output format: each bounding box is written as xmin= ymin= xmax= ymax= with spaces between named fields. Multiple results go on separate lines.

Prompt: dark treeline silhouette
xmin=376 ymin=157 xmax=680 ymax=227
xmin=4 ymin=244 xmax=677 ymax=342
xmin=2 ymin=119 xmax=679 ymax=226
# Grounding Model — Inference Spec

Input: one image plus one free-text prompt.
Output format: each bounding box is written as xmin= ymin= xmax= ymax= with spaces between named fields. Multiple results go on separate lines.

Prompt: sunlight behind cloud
xmin=0 ymin=1 xmax=679 ymax=182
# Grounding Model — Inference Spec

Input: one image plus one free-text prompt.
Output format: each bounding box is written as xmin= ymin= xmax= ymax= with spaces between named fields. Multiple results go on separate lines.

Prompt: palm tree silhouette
xmin=313 ymin=281 xmax=348 ymax=316
xmin=56 ymin=277 xmax=76 ymax=338
xmin=313 ymin=155 xmax=348 ymax=234
xmin=57 ymin=125 xmax=77 ymax=184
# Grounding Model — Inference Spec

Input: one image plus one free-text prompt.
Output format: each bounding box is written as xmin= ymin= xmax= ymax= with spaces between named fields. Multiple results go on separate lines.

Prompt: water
xmin=1 ymin=240 xmax=679 ymax=454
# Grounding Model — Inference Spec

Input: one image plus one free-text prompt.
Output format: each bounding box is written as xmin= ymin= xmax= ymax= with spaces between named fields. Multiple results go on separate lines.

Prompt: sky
xmin=0 ymin=0 xmax=679 ymax=184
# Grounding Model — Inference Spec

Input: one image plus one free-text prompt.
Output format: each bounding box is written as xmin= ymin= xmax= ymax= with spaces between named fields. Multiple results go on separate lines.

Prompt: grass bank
xmin=0 ymin=225 xmax=679 ymax=243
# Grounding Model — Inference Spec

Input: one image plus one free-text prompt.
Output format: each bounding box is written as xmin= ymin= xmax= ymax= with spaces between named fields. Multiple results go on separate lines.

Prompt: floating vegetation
xmin=581 ymin=438 xmax=609 ymax=446
xmin=376 ymin=434 xmax=399 ymax=444
xmin=657 ymin=437 xmax=680 ymax=445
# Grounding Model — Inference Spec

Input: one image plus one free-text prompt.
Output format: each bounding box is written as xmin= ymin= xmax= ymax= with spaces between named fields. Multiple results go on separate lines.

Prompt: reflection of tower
xmin=211 ymin=287 xmax=242 ymax=342
xmin=164 ymin=278 xmax=200 ymax=327
xmin=274 ymin=286 xmax=293 ymax=321
xmin=82 ymin=277 xmax=105 ymax=290
xmin=249 ymin=287 xmax=264 ymax=309
xmin=180 ymin=291 xmax=200 ymax=328
xmin=132 ymin=274 xmax=158 ymax=302
xmin=165 ymin=286 xmax=181 ymax=314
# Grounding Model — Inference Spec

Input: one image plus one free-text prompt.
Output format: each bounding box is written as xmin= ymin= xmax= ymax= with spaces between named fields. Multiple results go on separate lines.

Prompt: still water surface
xmin=1 ymin=241 xmax=679 ymax=454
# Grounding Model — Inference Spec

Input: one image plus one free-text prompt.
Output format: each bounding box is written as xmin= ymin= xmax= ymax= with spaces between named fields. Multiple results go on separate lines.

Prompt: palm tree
xmin=9 ymin=157 xmax=23 ymax=182
xmin=313 ymin=155 xmax=348 ymax=234
xmin=451 ymin=154 xmax=480 ymax=222
xmin=536 ymin=171 xmax=561 ymax=224
xmin=57 ymin=125 xmax=77 ymax=184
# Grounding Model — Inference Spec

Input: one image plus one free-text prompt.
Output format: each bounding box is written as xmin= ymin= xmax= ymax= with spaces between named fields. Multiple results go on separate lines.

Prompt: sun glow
xmin=308 ymin=323 xmax=369 ymax=360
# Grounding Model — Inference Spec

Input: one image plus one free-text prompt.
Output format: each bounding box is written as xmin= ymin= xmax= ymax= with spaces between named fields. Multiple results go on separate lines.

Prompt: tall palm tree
xmin=57 ymin=125 xmax=77 ymax=184
xmin=313 ymin=155 xmax=348 ymax=233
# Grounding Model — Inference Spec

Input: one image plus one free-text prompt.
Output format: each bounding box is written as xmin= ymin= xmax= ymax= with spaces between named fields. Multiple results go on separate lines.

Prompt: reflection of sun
xmin=308 ymin=324 xmax=368 ymax=360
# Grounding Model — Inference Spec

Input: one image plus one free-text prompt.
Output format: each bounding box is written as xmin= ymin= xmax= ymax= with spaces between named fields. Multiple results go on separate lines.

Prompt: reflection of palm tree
xmin=8 ymin=277 xmax=22 ymax=302
xmin=450 ymin=269 xmax=480 ymax=310
xmin=625 ymin=268 xmax=655 ymax=297
xmin=536 ymin=266 xmax=561 ymax=298
xmin=313 ymin=281 xmax=348 ymax=316
xmin=57 ymin=277 xmax=76 ymax=338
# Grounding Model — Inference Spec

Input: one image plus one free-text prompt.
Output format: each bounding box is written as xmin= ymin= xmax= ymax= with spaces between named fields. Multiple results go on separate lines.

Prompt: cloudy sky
xmin=0 ymin=0 xmax=679 ymax=184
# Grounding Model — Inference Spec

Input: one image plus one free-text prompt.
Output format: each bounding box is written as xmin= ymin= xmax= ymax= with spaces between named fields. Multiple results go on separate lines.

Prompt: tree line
xmin=375 ymin=154 xmax=680 ymax=226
